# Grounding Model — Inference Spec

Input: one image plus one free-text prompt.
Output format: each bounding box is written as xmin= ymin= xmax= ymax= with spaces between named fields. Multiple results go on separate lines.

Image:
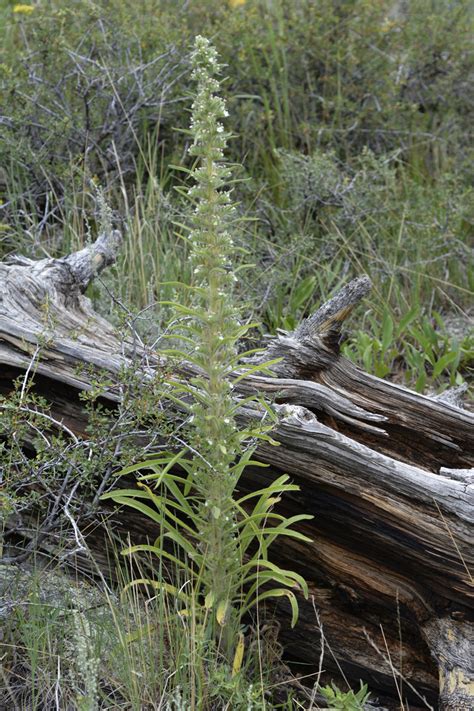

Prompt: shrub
xmin=1 ymin=0 xmax=185 ymax=212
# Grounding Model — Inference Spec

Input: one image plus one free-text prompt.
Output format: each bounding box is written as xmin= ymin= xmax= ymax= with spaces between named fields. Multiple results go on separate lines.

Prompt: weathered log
xmin=1 ymin=230 xmax=473 ymax=710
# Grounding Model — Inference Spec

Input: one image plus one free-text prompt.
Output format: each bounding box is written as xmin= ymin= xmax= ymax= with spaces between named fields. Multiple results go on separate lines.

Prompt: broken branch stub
xmin=0 ymin=230 xmax=136 ymax=387
xmin=4 ymin=229 xmax=123 ymax=298
xmin=295 ymin=275 xmax=372 ymax=343
xmin=259 ymin=275 xmax=372 ymax=378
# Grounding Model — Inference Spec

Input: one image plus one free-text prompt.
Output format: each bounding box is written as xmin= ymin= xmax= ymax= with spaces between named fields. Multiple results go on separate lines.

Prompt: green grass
xmin=1 ymin=548 xmax=296 ymax=710
xmin=3 ymin=0 xmax=471 ymax=392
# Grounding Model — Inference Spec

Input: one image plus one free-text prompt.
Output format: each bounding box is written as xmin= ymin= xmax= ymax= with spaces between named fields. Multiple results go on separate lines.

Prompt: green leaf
xmin=205 ymin=591 xmax=215 ymax=609
xmin=362 ymin=343 xmax=373 ymax=372
xmin=374 ymin=361 xmax=390 ymax=378
xmin=381 ymin=309 xmax=394 ymax=352
xmin=138 ymin=485 xmax=198 ymax=536
xmin=290 ymin=275 xmax=316 ymax=311
xmin=415 ymin=371 xmax=427 ymax=393
xmin=157 ymin=301 xmax=204 ymax=317
xmin=242 ymin=561 xmax=309 ymax=606
xmin=137 ymin=449 xmax=188 ymax=487
xmin=397 ymin=306 xmax=419 ymax=335
xmin=235 ymin=475 xmax=296 ymax=504
xmin=101 ymin=488 xmax=154 ymax=500
xmin=121 ymin=544 xmax=191 ymax=572
xmin=432 ymin=350 xmax=458 ymax=378
xmin=229 ymin=347 xmax=265 ymax=363
xmin=262 ymin=514 xmax=313 ymax=547
xmin=232 ymin=358 xmax=282 ymax=383
xmin=104 ymin=496 xmax=164 ymax=525
xmin=232 ymin=632 xmax=245 ymax=677
xmin=122 ymin=578 xmax=190 ymax=603
xmin=248 ymin=588 xmax=300 ymax=627
xmin=216 ymin=600 xmax=229 ymax=626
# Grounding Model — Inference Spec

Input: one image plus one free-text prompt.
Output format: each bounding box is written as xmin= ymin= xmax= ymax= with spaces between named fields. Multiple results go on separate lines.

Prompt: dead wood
xmin=1 ymin=230 xmax=473 ymax=709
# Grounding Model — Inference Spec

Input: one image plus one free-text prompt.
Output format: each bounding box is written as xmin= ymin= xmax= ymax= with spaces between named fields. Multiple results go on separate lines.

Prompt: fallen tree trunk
xmin=1 ymin=231 xmax=473 ymax=710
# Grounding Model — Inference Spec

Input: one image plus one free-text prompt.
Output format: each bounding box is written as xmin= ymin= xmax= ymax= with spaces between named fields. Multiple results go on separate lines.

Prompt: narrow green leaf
xmin=122 ymin=578 xmax=190 ymax=603
xmin=121 ymin=544 xmax=190 ymax=572
xmin=381 ymin=310 xmax=394 ymax=352
xmin=432 ymin=350 xmax=458 ymax=378
xmin=245 ymin=588 xmax=300 ymax=627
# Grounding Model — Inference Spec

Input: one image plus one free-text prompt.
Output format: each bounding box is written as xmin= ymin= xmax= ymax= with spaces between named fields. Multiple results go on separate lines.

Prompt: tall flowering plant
xmin=183 ymin=37 xmax=247 ymax=620
xmin=103 ymin=36 xmax=311 ymax=668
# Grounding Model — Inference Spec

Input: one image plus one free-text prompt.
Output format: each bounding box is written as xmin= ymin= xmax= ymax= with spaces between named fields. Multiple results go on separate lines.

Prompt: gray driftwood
xmin=1 ymin=230 xmax=473 ymax=710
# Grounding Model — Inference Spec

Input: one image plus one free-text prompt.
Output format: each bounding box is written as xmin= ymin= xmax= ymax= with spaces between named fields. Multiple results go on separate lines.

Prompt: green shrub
xmin=0 ymin=0 xmax=184 ymax=216
xmin=2 ymin=0 xmax=473 ymax=210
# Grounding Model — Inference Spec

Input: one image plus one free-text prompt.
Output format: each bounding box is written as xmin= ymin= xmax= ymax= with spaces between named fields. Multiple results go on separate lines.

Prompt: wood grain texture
xmin=1 ymin=233 xmax=473 ymax=709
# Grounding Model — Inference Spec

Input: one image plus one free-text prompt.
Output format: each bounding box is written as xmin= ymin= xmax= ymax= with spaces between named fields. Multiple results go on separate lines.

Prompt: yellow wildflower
xmin=13 ymin=4 xmax=35 ymax=14
xmin=228 ymin=0 xmax=246 ymax=8
xmin=380 ymin=19 xmax=397 ymax=33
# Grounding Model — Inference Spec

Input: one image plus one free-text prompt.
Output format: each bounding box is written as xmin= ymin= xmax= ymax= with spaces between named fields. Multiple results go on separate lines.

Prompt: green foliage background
xmin=1 ymin=0 xmax=472 ymax=393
